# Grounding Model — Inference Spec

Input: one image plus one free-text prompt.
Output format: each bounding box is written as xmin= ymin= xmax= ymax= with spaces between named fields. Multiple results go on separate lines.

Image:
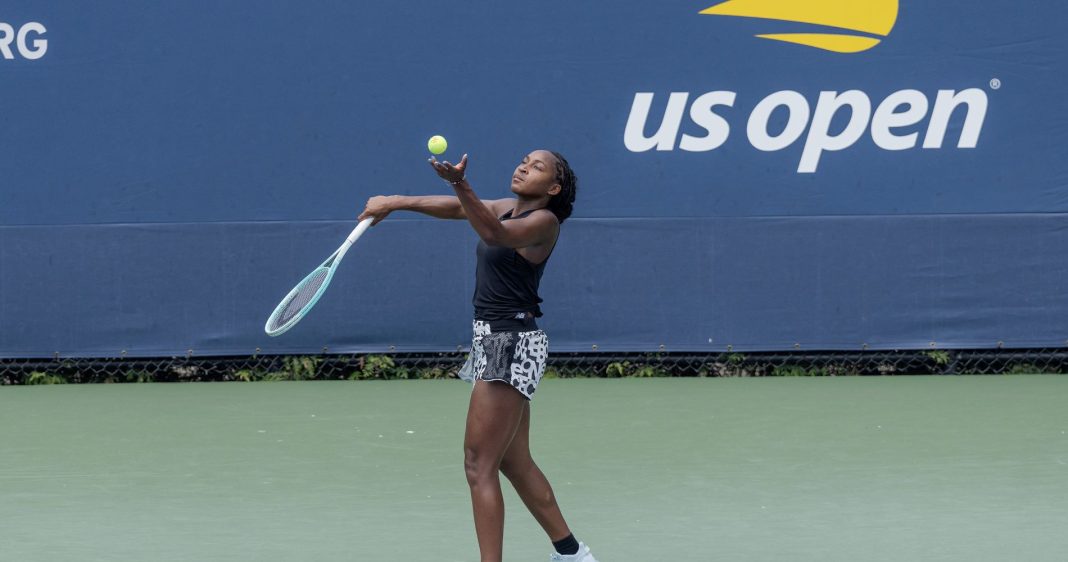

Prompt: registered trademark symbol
xmin=990 ymin=78 xmax=1001 ymax=90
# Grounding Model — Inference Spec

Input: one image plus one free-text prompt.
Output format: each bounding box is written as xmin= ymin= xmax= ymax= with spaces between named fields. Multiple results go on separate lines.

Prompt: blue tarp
xmin=2 ymin=1 xmax=1066 ymax=357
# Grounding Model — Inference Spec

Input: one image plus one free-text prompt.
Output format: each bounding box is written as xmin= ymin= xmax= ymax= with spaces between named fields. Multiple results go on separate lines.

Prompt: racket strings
xmin=269 ymin=268 xmax=331 ymax=331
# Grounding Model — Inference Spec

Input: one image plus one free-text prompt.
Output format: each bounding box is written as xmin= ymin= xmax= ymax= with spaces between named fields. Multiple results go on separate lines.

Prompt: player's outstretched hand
xmin=429 ymin=154 xmax=468 ymax=184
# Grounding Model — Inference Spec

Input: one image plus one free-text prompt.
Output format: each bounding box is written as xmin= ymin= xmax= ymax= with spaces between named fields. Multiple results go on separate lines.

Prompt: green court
xmin=3 ymin=377 xmax=1067 ymax=561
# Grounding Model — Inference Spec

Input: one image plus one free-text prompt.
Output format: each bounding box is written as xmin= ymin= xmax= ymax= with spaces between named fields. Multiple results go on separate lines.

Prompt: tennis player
xmin=358 ymin=150 xmax=597 ymax=562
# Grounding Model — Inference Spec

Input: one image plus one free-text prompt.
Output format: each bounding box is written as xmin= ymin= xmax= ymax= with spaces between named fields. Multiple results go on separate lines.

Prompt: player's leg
xmin=500 ymin=400 xmax=599 ymax=561
xmin=464 ymin=379 xmax=527 ymax=562
xmin=498 ymin=401 xmax=572 ymax=540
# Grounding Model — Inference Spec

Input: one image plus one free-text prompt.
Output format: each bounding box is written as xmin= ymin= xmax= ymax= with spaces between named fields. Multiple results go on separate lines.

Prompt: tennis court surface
xmin=3 ymin=376 xmax=1066 ymax=561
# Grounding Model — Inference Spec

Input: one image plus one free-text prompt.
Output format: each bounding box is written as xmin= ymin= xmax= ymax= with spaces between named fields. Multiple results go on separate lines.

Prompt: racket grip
xmin=346 ymin=217 xmax=374 ymax=245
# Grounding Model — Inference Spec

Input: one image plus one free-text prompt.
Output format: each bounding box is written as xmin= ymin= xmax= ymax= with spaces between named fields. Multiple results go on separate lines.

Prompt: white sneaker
xmin=550 ymin=542 xmax=598 ymax=562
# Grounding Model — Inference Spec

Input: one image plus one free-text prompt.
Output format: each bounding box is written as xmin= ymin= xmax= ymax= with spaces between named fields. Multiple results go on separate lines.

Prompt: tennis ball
xmin=427 ymin=135 xmax=448 ymax=155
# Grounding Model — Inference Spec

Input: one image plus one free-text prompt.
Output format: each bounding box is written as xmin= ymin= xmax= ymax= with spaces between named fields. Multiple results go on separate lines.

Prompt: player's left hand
xmin=429 ymin=154 xmax=468 ymax=184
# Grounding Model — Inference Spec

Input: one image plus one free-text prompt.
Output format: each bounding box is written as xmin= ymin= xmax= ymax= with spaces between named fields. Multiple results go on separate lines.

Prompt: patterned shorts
xmin=457 ymin=319 xmax=548 ymax=400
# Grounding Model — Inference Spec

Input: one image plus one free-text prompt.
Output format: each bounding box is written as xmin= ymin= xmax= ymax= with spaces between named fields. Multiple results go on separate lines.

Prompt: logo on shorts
xmin=699 ymin=0 xmax=898 ymax=53
xmin=514 ymin=313 xmax=526 ymax=320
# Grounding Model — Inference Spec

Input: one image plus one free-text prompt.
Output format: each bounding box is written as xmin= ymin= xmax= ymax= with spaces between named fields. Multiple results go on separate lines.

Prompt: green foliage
xmin=634 ymin=365 xmax=668 ymax=378
xmin=344 ymin=355 xmax=450 ymax=380
xmin=230 ymin=368 xmax=290 ymax=382
xmin=283 ymin=356 xmax=320 ymax=380
xmin=123 ymin=370 xmax=154 ymax=383
xmin=925 ymin=350 xmax=952 ymax=365
xmin=602 ymin=361 xmax=672 ymax=378
xmin=26 ymin=371 xmax=65 ymax=385
xmin=604 ymin=361 xmax=628 ymax=378
xmin=771 ymin=364 xmax=862 ymax=376
xmin=350 ymin=355 xmax=404 ymax=380
xmin=771 ymin=365 xmax=832 ymax=377
xmin=698 ymin=354 xmax=778 ymax=377
xmin=414 ymin=366 xmax=454 ymax=380
xmin=703 ymin=353 xmax=765 ymax=377
xmin=260 ymin=371 xmax=293 ymax=382
xmin=1004 ymin=363 xmax=1059 ymax=375
xmin=118 ymin=354 xmax=462 ymax=383
xmin=230 ymin=357 xmax=317 ymax=382
xmin=7 ymin=352 xmax=1065 ymax=385
xmin=771 ymin=365 xmax=808 ymax=377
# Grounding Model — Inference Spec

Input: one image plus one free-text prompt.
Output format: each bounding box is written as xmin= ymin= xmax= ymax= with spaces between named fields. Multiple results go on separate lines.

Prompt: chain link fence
xmin=3 ymin=348 xmax=1067 ymax=385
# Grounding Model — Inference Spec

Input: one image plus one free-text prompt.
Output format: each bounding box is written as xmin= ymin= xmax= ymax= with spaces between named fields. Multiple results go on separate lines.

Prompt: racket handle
xmin=346 ymin=217 xmax=374 ymax=245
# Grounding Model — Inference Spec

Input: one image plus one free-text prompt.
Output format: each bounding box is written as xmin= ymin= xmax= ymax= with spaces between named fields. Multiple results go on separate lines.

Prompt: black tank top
xmin=472 ymin=208 xmax=553 ymax=322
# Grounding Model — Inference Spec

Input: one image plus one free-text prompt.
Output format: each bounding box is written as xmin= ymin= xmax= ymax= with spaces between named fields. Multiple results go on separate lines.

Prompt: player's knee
xmin=463 ymin=446 xmax=498 ymax=486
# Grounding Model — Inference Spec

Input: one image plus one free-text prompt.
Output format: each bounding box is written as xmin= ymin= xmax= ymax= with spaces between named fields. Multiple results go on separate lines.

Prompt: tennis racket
xmin=264 ymin=217 xmax=374 ymax=337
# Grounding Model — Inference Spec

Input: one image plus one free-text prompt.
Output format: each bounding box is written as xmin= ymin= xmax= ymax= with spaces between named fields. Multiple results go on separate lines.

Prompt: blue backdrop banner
xmin=2 ymin=1 xmax=1066 ymax=357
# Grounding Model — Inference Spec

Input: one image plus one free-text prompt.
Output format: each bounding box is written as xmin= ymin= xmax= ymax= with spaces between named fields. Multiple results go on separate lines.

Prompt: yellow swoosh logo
xmin=700 ymin=0 xmax=899 ymax=53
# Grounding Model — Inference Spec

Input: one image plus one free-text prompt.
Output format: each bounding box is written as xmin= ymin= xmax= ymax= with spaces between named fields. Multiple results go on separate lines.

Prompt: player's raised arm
xmin=429 ymin=154 xmax=558 ymax=249
xmin=358 ymin=195 xmax=513 ymax=225
xmin=359 ymin=195 xmax=462 ymax=223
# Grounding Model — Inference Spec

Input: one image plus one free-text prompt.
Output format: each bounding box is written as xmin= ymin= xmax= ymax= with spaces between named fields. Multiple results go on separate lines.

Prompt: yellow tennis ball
xmin=427 ymin=135 xmax=447 ymax=155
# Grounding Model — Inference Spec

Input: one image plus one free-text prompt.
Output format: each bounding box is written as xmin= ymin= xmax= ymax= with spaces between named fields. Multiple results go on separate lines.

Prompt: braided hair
xmin=547 ymin=151 xmax=577 ymax=224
